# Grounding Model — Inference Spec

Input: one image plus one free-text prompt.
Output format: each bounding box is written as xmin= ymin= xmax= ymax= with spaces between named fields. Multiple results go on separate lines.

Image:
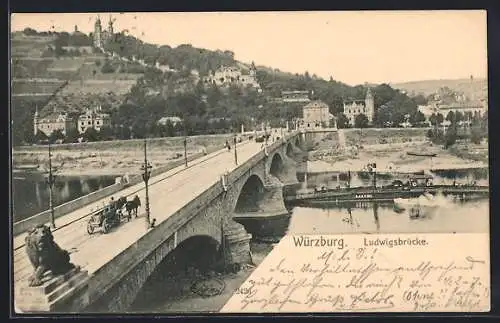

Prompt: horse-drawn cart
xmin=87 ymin=202 xmax=129 ymax=235
xmin=86 ymin=195 xmax=141 ymax=235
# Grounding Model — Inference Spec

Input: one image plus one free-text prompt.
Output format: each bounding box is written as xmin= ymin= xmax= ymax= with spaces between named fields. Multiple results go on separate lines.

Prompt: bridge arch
xmin=130 ymin=234 xmax=221 ymax=310
xmin=269 ymin=152 xmax=285 ymax=181
xmin=234 ymin=174 xmax=266 ymax=213
xmin=286 ymin=142 xmax=293 ymax=157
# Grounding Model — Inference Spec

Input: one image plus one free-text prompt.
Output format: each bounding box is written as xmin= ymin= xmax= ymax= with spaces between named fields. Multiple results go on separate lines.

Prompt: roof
xmin=38 ymin=112 xmax=71 ymax=122
xmin=158 ymin=116 xmax=182 ymax=123
xmin=282 ymin=90 xmax=309 ymax=94
xmin=303 ymin=100 xmax=329 ymax=109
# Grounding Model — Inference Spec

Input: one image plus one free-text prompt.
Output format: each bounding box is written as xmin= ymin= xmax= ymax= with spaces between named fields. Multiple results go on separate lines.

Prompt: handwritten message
xmin=221 ymin=233 xmax=490 ymax=312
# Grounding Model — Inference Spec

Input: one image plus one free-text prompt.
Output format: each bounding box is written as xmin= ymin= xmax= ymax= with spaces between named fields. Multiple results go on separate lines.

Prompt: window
xmin=88 ymin=121 xmax=91 ymax=125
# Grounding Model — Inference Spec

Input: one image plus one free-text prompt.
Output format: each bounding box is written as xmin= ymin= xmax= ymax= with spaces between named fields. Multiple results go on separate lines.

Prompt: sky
xmin=11 ymin=11 xmax=487 ymax=86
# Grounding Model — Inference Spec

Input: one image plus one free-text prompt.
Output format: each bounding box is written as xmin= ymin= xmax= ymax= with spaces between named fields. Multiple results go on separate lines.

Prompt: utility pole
xmin=46 ymin=142 xmax=56 ymax=229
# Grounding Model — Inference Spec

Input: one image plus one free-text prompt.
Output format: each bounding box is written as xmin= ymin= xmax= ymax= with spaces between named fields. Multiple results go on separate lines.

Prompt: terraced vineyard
xmin=11 ymin=79 xmax=66 ymax=95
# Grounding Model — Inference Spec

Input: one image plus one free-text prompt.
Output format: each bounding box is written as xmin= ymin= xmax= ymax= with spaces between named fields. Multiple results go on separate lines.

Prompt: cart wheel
xmin=102 ymin=218 xmax=110 ymax=234
xmin=87 ymin=222 xmax=94 ymax=235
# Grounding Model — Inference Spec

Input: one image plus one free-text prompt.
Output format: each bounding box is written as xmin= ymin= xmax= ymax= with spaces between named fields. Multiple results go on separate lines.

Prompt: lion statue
xmin=25 ymin=224 xmax=75 ymax=287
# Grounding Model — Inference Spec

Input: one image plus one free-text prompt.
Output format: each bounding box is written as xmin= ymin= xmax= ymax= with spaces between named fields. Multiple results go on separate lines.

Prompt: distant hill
xmin=392 ymin=78 xmax=488 ymax=100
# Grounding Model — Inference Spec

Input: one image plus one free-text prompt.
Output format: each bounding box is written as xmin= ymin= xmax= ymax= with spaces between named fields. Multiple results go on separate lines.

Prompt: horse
xmin=125 ymin=195 xmax=141 ymax=218
xmin=116 ymin=196 xmax=128 ymax=210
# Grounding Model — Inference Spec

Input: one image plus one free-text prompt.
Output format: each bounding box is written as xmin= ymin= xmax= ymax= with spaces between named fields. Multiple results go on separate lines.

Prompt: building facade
xmin=302 ymin=100 xmax=332 ymax=128
xmin=281 ymin=90 xmax=311 ymax=103
xmin=77 ymin=106 xmax=111 ymax=134
xmin=157 ymin=116 xmax=182 ymax=126
xmin=418 ymin=100 xmax=486 ymax=122
xmin=34 ymin=108 xmax=76 ymax=137
xmin=343 ymin=87 xmax=375 ymax=125
xmin=203 ymin=62 xmax=260 ymax=89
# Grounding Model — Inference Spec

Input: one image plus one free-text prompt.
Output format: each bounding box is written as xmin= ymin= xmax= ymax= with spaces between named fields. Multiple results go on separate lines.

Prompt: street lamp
xmin=141 ymin=138 xmax=153 ymax=229
xmin=183 ymin=116 xmax=188 ymax=168
xmin=46 ymin=142 xmax=56 ymax=229
xmin=183 ymin=136 xmax=188 ymax=167
xmin=233 ymin=133 xmax=238 ymax=165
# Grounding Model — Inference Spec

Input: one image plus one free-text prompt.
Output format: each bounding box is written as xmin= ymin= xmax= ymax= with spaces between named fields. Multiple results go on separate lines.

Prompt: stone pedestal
xmin=223 ymin=220 xmax=252 ymax=265
xmin=15 ymin=267 xmax=89 ymax=313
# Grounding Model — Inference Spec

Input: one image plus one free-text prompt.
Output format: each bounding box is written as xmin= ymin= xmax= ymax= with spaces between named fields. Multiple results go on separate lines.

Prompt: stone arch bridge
xmin=86 ymin=134 xmax=307 ymax=312
xmin=14 ymin=128 xmax=338 ymax=313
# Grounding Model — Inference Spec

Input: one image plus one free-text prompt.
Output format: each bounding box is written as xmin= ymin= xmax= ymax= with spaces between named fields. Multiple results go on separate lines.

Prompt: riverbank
xmin=128 ymin=241 xmax=274 ymax=313
xmin=308 ymin=138 xmax=488 ymax=173
xmin=12 ymin=135 xmax=237 ymax=177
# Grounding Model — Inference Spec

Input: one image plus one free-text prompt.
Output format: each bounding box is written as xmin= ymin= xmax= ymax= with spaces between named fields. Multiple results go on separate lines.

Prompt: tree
xmin=99 ymin=126 xmax=114 ymax=141
xmin=374 ymin=105 xmax=392 ymax=127
xmin=470 ymin=125 xmax=483 ymax=144
xmin=34 ymin=131 xmax=49 ymax=144
xmin=101 ymin=59 xmax=115 ymax=73
xmin=436 ymin=113 xmax=444 ymax=125
xmin=65 ymin=128 xmax=80 ymax=143
xmin=411 ymin=94 xmax=428 ymax=106
xmin=354 ymin=114 xmax=369 ymax=128
xmin=444 ymin=125 xmax=457 ymax=148
xmin=83 ymin=128 xmax=100 ymax=142
xmin=23 ymin=27 xmax=38 ymax=36
xmin=337 ymin=113 xmax=350 ymax=129
xmin=446 ymin=111 xmax=456 ymax=124
xmin=410 ymin=111 xmax=426 ymax=126
xmin=49 ymin=129 xmax=65 ymax=143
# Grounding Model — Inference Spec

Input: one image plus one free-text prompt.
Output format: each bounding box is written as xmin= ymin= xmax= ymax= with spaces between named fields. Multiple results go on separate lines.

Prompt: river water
xmin=286 ymin=167 xmax=490 ymax=235
xmin=11 ymin=172 xmax=117 ymax=222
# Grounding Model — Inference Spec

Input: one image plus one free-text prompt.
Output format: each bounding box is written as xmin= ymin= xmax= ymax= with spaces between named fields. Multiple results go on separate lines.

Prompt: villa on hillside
xmin=77 ymin=106 xmax=111 ymax=134
xmin=343 ymin=87 xmax=375 ymax=125
xmin=202 ymin=63 xmax=260 ymax=90
xmin=157 ymin=116 xmax=183 ymax=126
xmin=418 ymin=99 xmax=487 ymax=122
xmin=282 ymin=90 xmax=311 ymax=103
xmin=34 ymin=108 xmax=76 ymax=137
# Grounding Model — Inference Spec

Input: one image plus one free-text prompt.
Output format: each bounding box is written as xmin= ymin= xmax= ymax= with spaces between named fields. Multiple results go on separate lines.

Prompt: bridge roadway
xmin=13 ymin=138 xmax=270 ymax=287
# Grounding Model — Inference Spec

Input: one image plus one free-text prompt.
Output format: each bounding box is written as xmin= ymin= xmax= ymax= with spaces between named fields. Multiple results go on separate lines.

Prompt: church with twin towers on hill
xmin=92 ymin=15 xmax=115 ymax=50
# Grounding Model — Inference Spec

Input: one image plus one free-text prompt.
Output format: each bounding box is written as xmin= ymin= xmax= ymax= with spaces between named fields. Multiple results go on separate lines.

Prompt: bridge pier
xmin=281 ymin=155 xmax=299 ymax=186
xmin=223 ymin=220 xmax=252 ymax=266
xmin=261 ymin=175 xmax=288 ymax=215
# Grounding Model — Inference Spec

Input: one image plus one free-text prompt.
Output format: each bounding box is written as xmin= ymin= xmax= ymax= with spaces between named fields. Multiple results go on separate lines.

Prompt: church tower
xmin=249 ymin=61 xmax=257 ymax=78
xmin=93 ymin=15 xmax=103 ymax=48
xmin=365 ymin=87 xmax=375 ymax=123
xmin=107 ymin=15 xmax=114 ymax=36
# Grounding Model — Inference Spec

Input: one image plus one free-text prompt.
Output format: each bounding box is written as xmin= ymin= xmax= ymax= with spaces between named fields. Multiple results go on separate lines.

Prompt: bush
xmin=101 ymin=60 xmax=115 ymax=73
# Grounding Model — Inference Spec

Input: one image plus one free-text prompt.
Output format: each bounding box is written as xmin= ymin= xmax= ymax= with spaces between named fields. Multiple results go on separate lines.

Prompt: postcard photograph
xmin=10 ymin=10 xmax=490 ymax=314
